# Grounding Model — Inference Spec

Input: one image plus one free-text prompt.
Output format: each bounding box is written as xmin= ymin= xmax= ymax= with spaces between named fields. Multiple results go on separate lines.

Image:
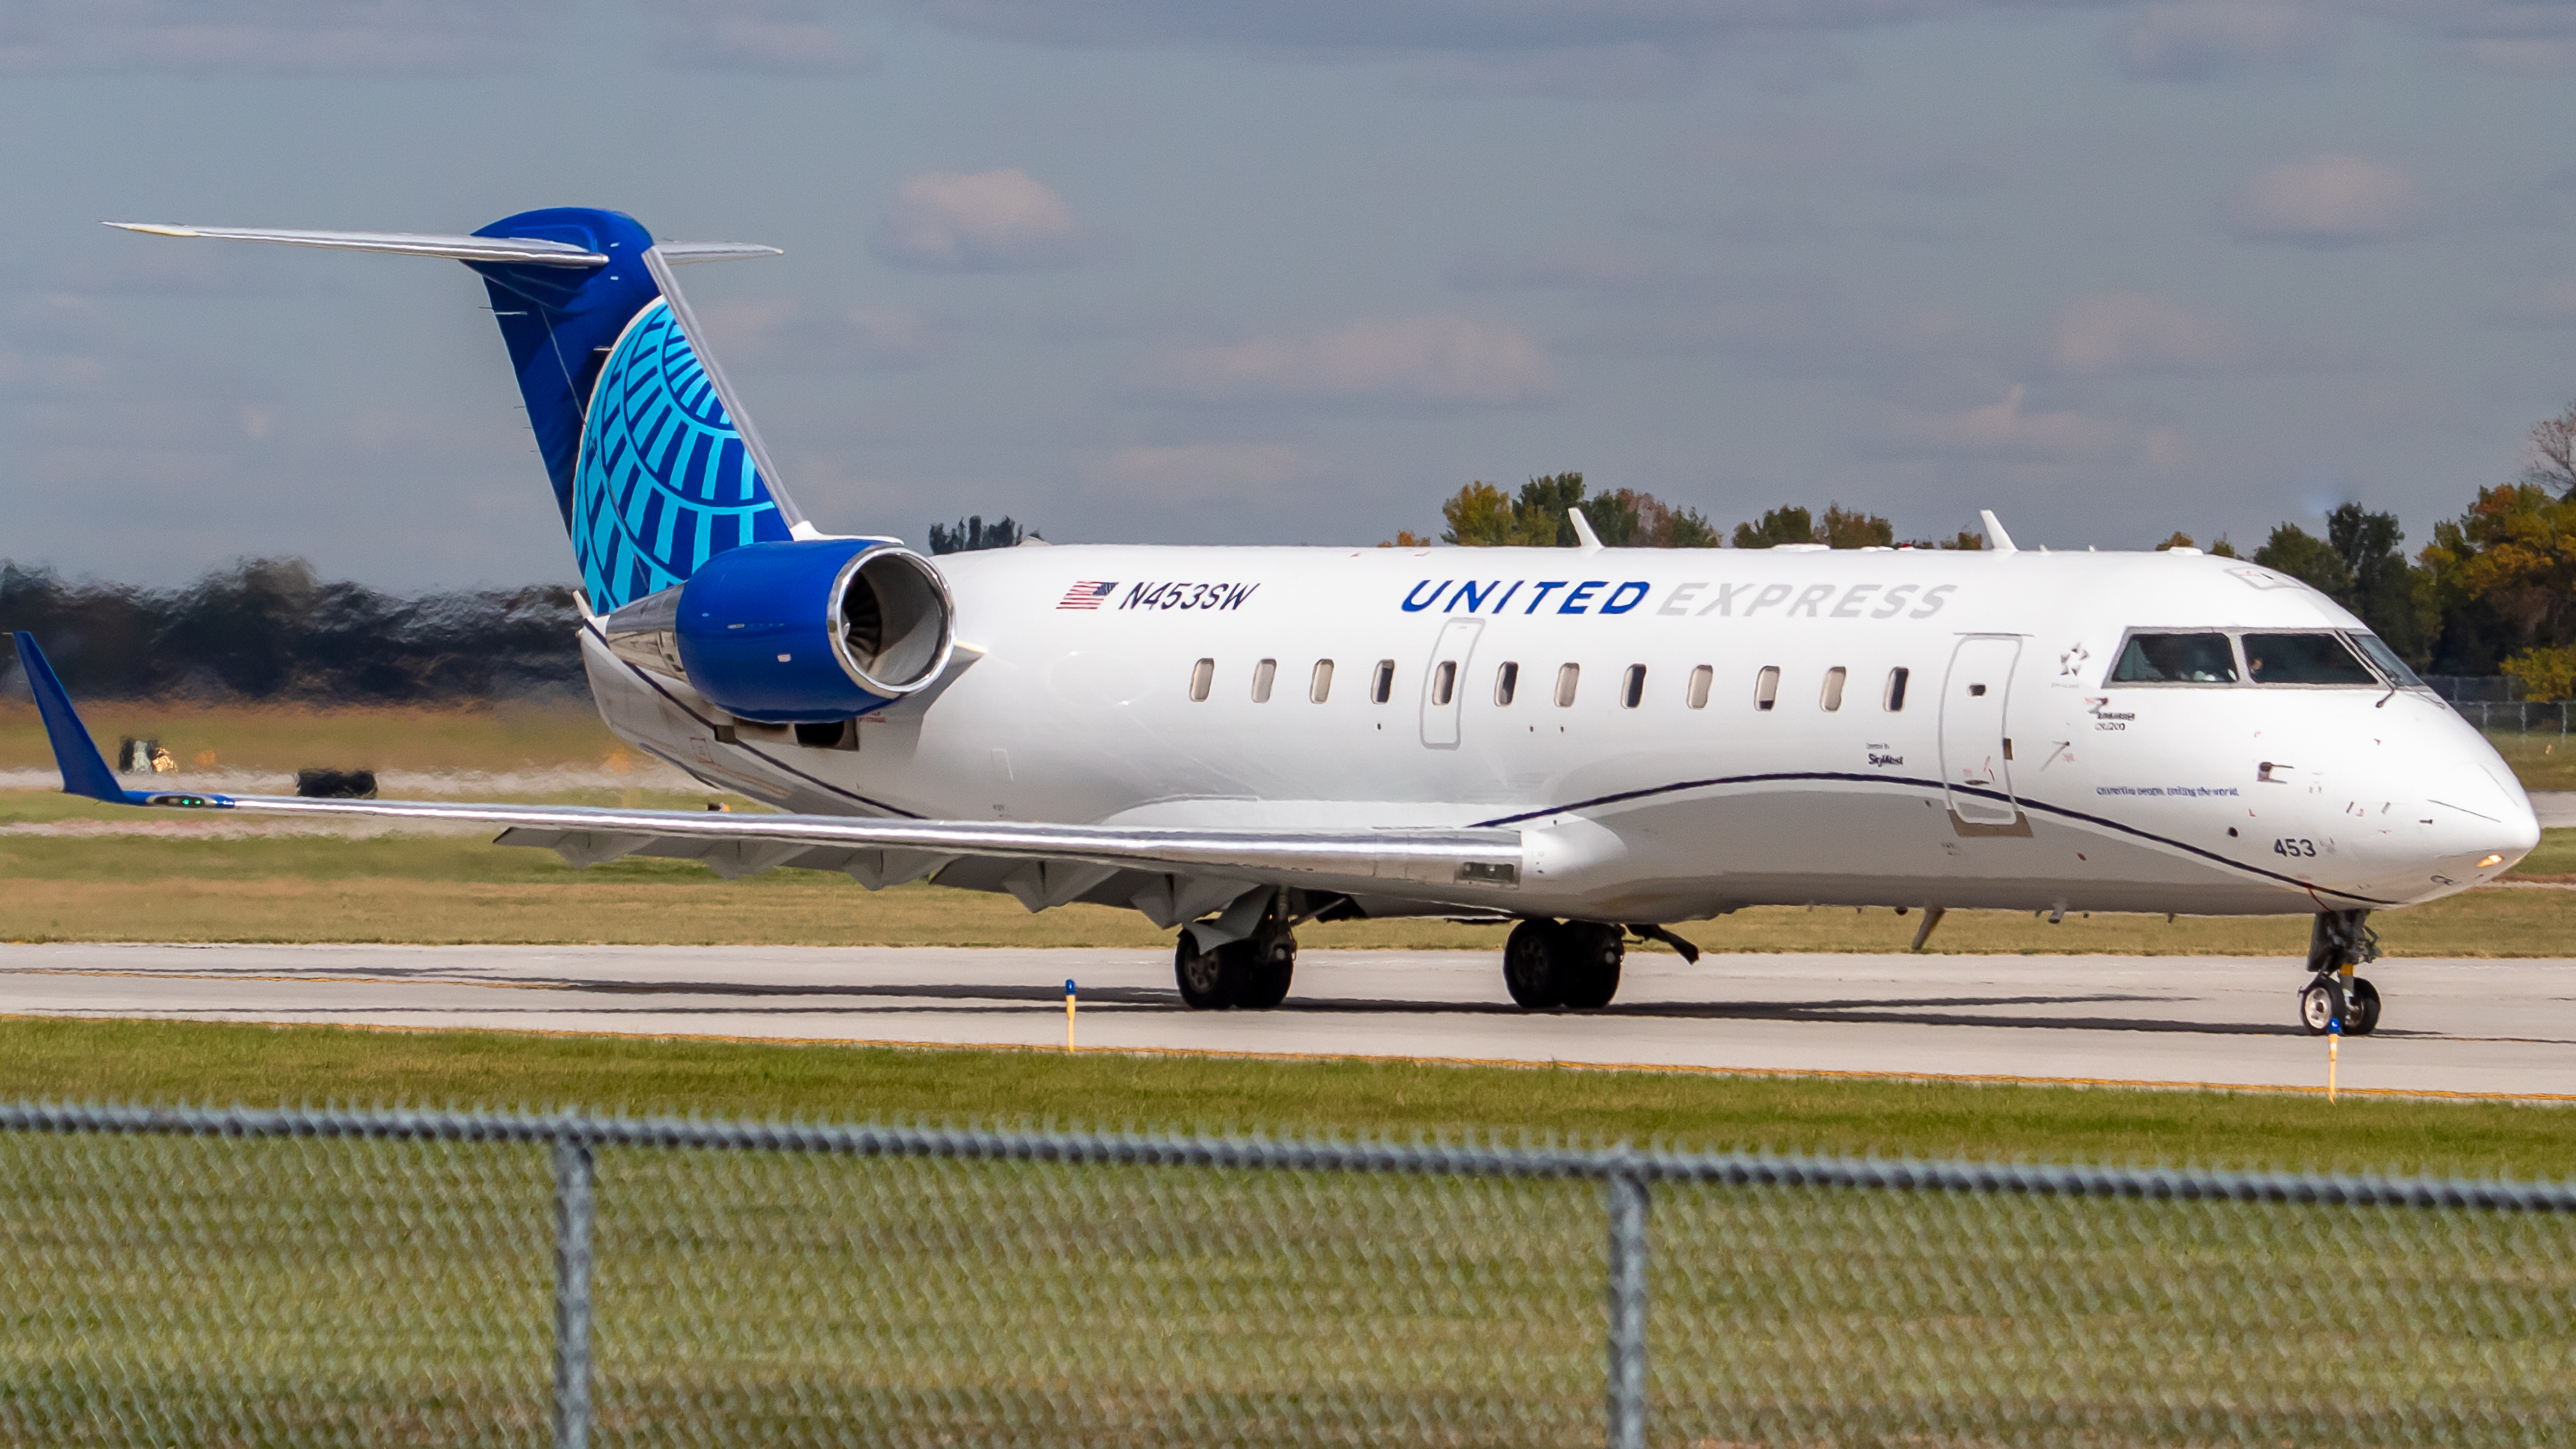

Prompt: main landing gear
xmin=1502 ymin=919 xmax=1627 ymax=1010
xmin=1174 ymin=902 xmax=1296 ymax=1010
xmin=2298 ymin=908 xmax=2382 ymax=1036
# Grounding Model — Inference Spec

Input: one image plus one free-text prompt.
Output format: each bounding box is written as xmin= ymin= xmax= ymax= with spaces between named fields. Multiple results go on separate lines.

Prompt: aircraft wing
xmin=9 ymin=633 xmax=1522 ymax=909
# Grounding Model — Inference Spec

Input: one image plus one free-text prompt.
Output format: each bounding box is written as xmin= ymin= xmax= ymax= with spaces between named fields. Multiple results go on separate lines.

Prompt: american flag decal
xmin=1056 ymin=580 xmax=1117 ymax=610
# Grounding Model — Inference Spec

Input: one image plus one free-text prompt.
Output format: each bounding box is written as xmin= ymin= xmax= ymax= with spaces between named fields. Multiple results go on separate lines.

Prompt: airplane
xmin=10 ymin=205 xmax=2541 ymax=1035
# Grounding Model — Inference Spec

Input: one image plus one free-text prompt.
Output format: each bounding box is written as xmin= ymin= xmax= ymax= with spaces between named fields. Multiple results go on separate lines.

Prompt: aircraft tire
xmin=1176 ymin=933 xmax=1241 ymax=1009
xmin=2297 ymin=980 xmax=2344 ymax=1035
xmin=1553 ymin=922 xmax=1625 ymax=1010
xmin=1503 ymin=919 xmax=1564 ymax=1009
xmin=2347 ymin=977 xmax=2382 ymax=1036
xmin=1234 ymin=934 xmax=1295 ymax=1010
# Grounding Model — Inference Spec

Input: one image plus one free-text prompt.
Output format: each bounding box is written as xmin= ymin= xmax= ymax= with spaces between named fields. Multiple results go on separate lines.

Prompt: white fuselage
xmin=581 ymin=544 xmax=2541 ymax=925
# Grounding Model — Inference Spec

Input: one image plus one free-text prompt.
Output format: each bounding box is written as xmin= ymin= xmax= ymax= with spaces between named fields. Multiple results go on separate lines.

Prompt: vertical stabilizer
xmin=107 ymin=209 xmax=815 ymax=612
xmin=469 ymin=208 xmax=801 ymax=612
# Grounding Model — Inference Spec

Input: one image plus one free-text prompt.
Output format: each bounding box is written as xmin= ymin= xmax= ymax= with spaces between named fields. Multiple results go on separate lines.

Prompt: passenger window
xmin=1189 ymin=658 xmax=1214 ymax=702
xmin=1754 ymin=666 xmax=1780 ymax=711
xmin=1309 ymin=659 xmax=1334 ymax=703
xmin=1494 ymin=661 xmax=1519 ymax=706
xmin=1687 ymin=665 xmax=1712 ymax=710
xmin=1884 ymin=667 xmax=1909 ymax=711
xmin=2111 ymin=633 xmax=2237 ymax=683
xmin=2244 ymin=633 xmax=2377 ymax=686
xmin=2348 ymin=633 xmax=2425 ymax=690
xmin=1820 ymin=667 xmax=1846 ymax=711
xmin=1432 ymin=661 xmax=1457 ymax=706
xmin=1621 ymin=665 xmax=1647 ymax=709
xmin=1371 ymin=659 xmax=1395 ymax=704
xmin=1251 ymin=658 xmax=1277 ymax=703
xmin=1554 ymin=663 xmax=1580 ymax=707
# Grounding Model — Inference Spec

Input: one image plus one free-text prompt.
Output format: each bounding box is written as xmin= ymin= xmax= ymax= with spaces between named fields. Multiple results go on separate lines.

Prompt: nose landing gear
xmin=2298 ymin=909 xmax=2382 ymax=1036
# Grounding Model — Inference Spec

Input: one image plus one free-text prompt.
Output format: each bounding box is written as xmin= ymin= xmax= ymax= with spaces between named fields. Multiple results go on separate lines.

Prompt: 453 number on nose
xmin=2273 ymin=837 xmax=2319 ymax=858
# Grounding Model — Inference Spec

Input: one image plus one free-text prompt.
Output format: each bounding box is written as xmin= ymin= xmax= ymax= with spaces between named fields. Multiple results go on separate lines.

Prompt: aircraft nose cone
xmin=2428 ymin=759 xmax=2539 ymax=877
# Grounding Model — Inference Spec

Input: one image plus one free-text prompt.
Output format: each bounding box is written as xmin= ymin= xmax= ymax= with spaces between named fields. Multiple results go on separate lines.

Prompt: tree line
xmin=0 ymin=557 xmax=584 ymax=702
xmin=1387 ymin=402 xmax=2576 ymax=698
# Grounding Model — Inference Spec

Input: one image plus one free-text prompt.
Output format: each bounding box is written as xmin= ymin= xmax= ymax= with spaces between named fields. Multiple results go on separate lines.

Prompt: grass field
xmin=10 ymin=703 xmax=2574 ymax=1443
xmin=8 ymin=1015 xmax=2573 ymax=1176
xmin=2485 ymin=729 xmax=2576 ymax=791
xmin=0 ymin=698 xmax=623 ymax=775
xmin=14 ymin=1049 xmax=2567 ymax=1447
xmin=3 ymin=821 xmax=2572 ymax=952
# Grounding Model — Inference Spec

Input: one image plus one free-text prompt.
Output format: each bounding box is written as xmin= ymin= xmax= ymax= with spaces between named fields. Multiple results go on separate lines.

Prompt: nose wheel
xmin=2298 ymin=910 xmax=2383 ymax=1035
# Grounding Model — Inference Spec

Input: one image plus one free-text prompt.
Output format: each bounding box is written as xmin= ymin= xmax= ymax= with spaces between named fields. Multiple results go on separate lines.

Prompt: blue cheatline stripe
xmin=1470 ymin=772 xmax=2397 ymax=907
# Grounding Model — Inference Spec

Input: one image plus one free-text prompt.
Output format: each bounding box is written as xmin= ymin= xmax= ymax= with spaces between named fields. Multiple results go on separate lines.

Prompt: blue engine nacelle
xmin=600 ymin=539 xmax=956 ymax=723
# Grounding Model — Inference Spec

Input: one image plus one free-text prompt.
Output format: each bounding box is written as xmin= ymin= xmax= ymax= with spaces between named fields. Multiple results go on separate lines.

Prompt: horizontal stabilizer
xmin=104 ymin=222 xmax=609 ymax=267
xmin=105 ymin=223 xmax=782 ymax=269
xmin=657 ymin=241 xmax=787 ymax=264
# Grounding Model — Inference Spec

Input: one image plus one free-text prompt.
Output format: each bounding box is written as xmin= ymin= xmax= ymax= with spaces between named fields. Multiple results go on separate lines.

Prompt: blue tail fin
xmin=469 ymin=207 xmax=798 ymax=612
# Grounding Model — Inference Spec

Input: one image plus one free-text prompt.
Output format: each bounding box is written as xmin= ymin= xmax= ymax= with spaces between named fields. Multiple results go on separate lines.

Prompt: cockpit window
xmin=2348 ymin=633 xmax=2427 ymax=690
xmin=2243 ymin=632 xmax=2377 ymax=685
xmin=2111 ymin=632 xmax=2238 ymax=683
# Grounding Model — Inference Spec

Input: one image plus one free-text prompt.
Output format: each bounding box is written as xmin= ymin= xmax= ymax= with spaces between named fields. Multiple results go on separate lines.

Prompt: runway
xmin=7 ymin=943 xmax=2573 ymax=1100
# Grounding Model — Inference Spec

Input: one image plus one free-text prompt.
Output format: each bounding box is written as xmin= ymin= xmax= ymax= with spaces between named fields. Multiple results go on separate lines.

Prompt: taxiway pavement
xmin=6 ymin=944 xmax=2571 ymax=1100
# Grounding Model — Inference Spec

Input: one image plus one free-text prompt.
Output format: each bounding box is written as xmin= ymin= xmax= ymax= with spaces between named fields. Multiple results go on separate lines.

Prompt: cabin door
xmin=1938 ymin=636 xmax=2022 ymax=825
xmin=1419 ymin=619 xmax=1483 ymax=748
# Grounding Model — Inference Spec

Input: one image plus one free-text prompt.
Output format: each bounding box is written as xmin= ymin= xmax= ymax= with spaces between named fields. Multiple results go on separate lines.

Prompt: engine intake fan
xmin=601 ymin=539 xmax=955 ymax=723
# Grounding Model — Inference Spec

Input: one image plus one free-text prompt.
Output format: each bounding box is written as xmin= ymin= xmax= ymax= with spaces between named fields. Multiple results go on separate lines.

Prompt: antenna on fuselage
xmin=1978 ymin=509 xmax=2018 ymax=553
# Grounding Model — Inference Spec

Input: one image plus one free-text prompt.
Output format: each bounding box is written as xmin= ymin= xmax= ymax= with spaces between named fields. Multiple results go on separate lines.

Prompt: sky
xmin=2 ymin=0 xmax=2573 ymax=589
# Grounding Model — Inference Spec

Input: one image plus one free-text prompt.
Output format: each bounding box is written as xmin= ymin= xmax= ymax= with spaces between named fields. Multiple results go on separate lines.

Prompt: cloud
xmin=870 ymin=169 xmax=1088 ymax=273
xmin=1394 ymin=42 xmax=1700 ymax=98
xmin=893 ymin=0 xmax=1957 ymax=56
xmin=1132 ymin=315 xmax=1557 ymax=407
xmin=642 ymin=0 xmax=873 ymax=74
xmin=2509 ymin=276 xmax=2576 ymax=327
xmin=698 ymin=299 xmax=946 ymax=371
xmin=1080 ymin=443 xmax=1321 ymax=500
xmin=1878 ymin=386 xmax=2188 ymax=467
xmin=1879 ymin=157 xmax=2003 ymax=197
xmin=2223 ymin=155 xmax=2420 ymax=248
xmin=0 ymin=1 xmax=548 ymax=75
xmin=2112 ymin=2 xmax=2339 ymax=81
xmin=2043 ymin=290 xmax=2256 ymax=375
xmin=2458 ymin=37 xmax=2573 ymax=74
xmin=1445 ymin=245 xmax=1659 ymax=292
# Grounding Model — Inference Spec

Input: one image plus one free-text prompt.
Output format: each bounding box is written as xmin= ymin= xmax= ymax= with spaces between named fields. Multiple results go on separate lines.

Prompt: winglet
xmin=9 ymin=633 xmax=143 ymax=804
xmin=1978 ymin=509 xmax=2018 ymax=554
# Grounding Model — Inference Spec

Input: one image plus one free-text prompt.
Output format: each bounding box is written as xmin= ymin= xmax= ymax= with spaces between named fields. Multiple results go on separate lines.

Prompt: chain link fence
xmin=2457 ymin=698 xmax=2573 ymax=739
xmin=5 ymin=1102 xmax=2575 ymax=1447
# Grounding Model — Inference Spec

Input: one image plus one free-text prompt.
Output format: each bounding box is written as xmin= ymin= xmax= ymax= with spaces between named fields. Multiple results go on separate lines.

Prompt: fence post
xmin=1606 ymin=1160 xmax=1650 ymax=1449
xmin=553 ymin=1135 xmax=596 ymax=1449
